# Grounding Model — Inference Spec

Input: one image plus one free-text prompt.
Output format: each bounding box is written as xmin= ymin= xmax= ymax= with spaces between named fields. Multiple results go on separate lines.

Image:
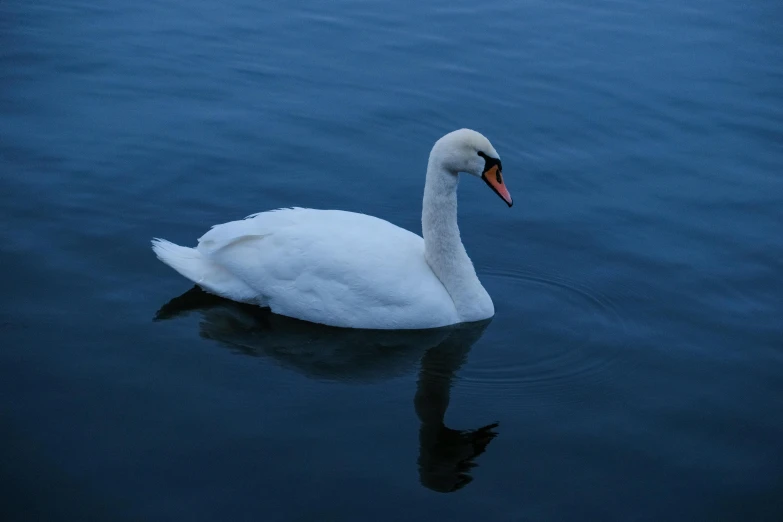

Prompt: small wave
xmin=482 ymin=265 xmax=627 ymax=331
xmin=458 ymin=265 xmax=632 ymax=404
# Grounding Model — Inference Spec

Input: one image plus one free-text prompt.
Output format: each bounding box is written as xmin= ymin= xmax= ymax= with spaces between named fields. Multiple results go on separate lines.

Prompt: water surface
xmin=1 ymin=0 xmax=782 ymax=520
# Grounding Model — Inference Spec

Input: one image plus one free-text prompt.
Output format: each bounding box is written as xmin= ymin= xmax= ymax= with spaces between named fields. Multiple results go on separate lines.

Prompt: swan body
xmin=153 ymin=129 xmax=512 ymax=330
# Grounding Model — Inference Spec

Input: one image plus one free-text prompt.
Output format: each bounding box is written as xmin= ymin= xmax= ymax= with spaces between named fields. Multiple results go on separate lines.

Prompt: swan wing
xmin=196 ymin=208 xmax=458 ymax=329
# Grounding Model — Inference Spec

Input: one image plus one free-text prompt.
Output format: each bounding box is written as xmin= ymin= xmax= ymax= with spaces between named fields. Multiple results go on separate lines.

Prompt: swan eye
xmin=477 ymin=151 xmax=502 ymax=173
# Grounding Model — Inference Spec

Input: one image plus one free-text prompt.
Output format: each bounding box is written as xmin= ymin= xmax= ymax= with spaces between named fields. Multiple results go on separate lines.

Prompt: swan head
xmin=431 ymin=129 xmax=513 ymax=207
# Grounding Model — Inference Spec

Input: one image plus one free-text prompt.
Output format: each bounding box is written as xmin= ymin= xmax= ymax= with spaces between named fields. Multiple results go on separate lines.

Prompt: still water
xmin=1 ymin=0 xmax=782 ymax=520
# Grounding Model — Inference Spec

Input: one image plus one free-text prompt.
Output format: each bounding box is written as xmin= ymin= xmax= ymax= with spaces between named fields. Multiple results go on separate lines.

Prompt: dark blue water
xmin=2 ymin=0 xmax=782 ymax=520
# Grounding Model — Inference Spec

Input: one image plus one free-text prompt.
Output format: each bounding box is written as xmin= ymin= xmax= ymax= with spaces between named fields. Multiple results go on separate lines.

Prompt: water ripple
xmin=460 ymin=265 xmax=631 ymax=403
xmin=485 ymin=265 xmax=628 ymax=331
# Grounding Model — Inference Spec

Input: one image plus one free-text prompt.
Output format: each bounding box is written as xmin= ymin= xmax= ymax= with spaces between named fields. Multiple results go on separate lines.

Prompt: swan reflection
xmin=155 ymin=286 xmax=499 ymax=492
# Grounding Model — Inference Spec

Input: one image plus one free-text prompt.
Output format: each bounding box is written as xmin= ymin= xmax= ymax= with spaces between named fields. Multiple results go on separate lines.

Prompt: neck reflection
xmin=415 ymin=326 xmax=499 ymax=492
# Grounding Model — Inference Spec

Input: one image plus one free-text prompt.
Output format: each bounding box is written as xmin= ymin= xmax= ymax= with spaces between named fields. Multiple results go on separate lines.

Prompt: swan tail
xmin=152 ymin=238 xmax=260 ymax=303
xmin=152 ymin=238 xmax=209 ymax=283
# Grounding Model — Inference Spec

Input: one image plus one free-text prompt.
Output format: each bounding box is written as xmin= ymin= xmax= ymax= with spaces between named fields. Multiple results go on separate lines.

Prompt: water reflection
xmin=155 ymin=287 xmax=499 ymax=492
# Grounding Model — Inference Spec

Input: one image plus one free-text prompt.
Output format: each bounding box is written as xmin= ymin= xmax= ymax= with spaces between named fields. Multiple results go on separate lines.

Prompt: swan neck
xmin=422 ymin=153 xmax=492 ymax=321
xmin=422 ymin=160 xmax=460 ymax=253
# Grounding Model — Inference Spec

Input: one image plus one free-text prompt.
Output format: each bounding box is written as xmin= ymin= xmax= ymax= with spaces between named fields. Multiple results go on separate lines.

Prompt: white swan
xmin=152 ymin=128 xmax=512 ymax=330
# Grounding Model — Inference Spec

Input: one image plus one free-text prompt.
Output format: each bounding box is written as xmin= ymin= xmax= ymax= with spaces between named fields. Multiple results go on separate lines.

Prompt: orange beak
xmin=481 ymin=165 xmax=513 ymax=207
